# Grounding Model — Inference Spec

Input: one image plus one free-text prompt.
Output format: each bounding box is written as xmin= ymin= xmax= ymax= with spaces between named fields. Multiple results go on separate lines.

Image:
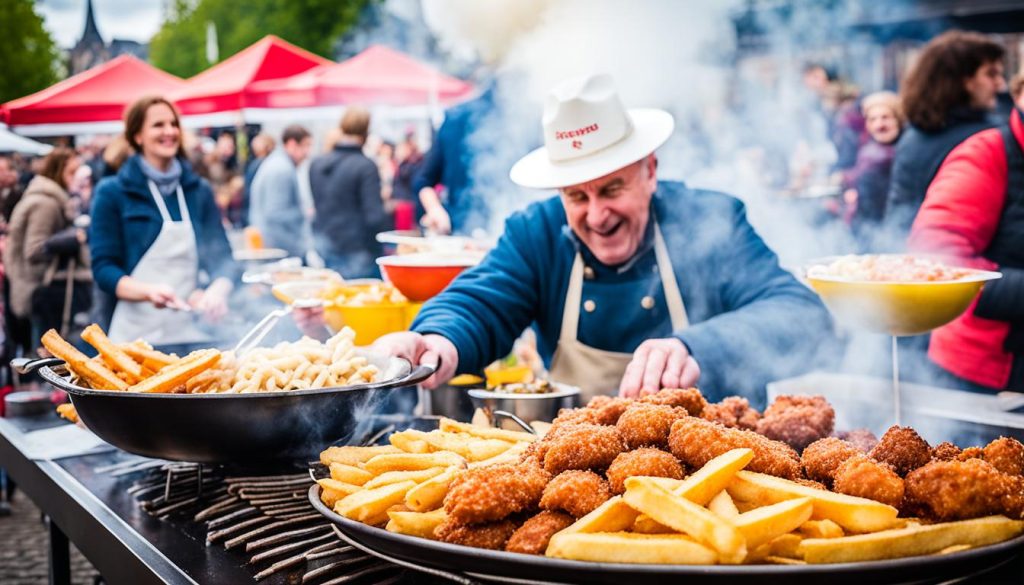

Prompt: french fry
xmin=388 ymin=430 xmax=431 ymax=454
xmin=469 ymin=441 xmax=530 ymax=468
xmin=732 ymin=497 xmax=813 ymax=549
xmin=386 ymin=508 xmax=448 ymax=539
xmin=765 ymin=555 xmax=806 ymax=565
xmin=56 ymin=403 xmax=79 ymax=423
xmin=41 ymin=329 xmax=128 ymax=390
xmin=329 ymin=463 xmax=374 ymax=486
xmin=546 ymin=532 xmax=718 ymax=564
xmin=317 ymin=477 xmax=363 ymax=496
xmin=438 ymin=418 xmax=538 ymax=443
xmin=121 ymin=341 xmax=178 ymax=369
xmin=672 ymin=448 xmax=754 ymax=506
xmin=363 ymin=467 xmax=446 ymax=489
xmin=334 ymin=480 xmax=417 ymax=526
xmin=799 ymin=519 xmax=844 ymax=539
xmin=707 ymin=490 xmax=740 ymax=520
xmin=558 ymin=496 xmax=639 ymax=535
xmin=364 ymin=451 xmax=466 ymax=474
xmin=320 ymin=445 xmax=401 ymax=467
xmin=405 ymin=467 xmax=460 ymax=512
xmin=623 ymin=476 xmax=746 ymax=564
xmin=766 ymin=533 xmax=804 ymax=558
xmin=128 ymin=349 xmax=221 ymax=393
xmin=798 ymin=516 xmax=1024 ymax=564
xmin=632 ymin=514 xmax=675 ymax=534
xmin=727 ymin=470 xmax=899 ymax=533
xmin=81 ymin=324 xmax=145 ymax=384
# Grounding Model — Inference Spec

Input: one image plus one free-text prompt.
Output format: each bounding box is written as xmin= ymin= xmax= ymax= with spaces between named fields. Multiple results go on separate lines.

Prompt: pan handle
xmin=10 ymin=356 xmax=65 ymax=375
xmin=390 ymin=364 xmax=436 ymax=388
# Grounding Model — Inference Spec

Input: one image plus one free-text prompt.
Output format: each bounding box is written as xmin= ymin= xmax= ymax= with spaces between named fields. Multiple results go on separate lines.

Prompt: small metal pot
xmin=422 ymin=381 xmax=482 ymax=421
xmin=468 ymin=384 xmax=580 ymax=430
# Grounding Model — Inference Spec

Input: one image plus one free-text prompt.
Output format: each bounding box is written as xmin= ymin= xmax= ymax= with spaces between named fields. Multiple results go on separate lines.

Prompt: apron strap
xmin=559 ymin=254 xmax=585 ymax=342
xmin=653 ymin=223 xmax=688 ymax=330
xmin=147 ymin=181 xmax=191 ymax=226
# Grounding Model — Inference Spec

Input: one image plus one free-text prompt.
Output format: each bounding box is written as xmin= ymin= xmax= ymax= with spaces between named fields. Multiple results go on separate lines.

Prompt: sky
xmin=36 ymin=0 xmax=165 ymax=49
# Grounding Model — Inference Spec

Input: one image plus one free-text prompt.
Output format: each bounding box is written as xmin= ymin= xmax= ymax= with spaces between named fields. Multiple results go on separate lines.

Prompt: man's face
xmin=560 ymin=155 xmax=657 ymax=266
xmin=285 ymin=137 xmax=312 ymax=165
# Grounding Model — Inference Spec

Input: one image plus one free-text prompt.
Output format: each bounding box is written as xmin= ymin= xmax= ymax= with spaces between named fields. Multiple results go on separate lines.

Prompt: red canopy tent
xmin=0 ymin=55 xmax=185 ymax=136
xmin=243 ymin=45 xmax=474 ymax=110
xmin=171 ymin=35 xmax=330 ymax=120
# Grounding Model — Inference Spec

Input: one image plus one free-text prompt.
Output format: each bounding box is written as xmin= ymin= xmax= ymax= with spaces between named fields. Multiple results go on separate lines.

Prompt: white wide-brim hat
xmin=510 ymin=74 xmax=675 ymax=190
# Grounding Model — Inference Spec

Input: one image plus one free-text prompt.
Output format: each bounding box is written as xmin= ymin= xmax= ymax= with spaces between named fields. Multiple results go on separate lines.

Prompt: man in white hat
xmin=375 ymin=74 xmax=830 ymax=402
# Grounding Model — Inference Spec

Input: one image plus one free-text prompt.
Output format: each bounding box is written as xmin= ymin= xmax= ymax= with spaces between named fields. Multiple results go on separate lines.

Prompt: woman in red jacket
xmin=908 ymin=101 xmax=1024 ymax=392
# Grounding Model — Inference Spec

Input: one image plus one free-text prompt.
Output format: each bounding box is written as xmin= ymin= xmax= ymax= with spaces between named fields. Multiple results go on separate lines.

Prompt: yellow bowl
xmin=806 ymin=270 xmax=1001 ymax=336
xmin=484 ymin=365 xmax=534 ymax=388
xmin=327 ymin=303 xmax=408 ymax=346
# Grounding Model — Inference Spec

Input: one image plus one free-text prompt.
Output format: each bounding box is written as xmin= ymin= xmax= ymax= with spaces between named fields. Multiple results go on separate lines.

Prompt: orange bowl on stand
xmin=376 ymin=253 xmax=482 ymax=302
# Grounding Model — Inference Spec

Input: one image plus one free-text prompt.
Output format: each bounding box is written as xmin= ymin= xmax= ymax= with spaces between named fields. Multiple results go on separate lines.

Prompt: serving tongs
xmin=233 ymin=297 xmax=323 ymax=357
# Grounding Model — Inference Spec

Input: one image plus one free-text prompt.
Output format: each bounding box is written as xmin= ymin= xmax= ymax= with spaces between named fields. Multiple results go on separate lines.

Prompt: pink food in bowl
xmin=376 ymin=253 xmax=482 ymax=301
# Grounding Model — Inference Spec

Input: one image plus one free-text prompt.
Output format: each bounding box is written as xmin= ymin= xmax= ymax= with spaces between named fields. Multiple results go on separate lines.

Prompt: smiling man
xmin=374 ymin=74 xmax=830 ymax=403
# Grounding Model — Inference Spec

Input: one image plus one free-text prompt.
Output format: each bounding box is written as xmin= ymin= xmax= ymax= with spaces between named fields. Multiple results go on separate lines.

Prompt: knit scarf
xmin=138 ymin=155 xmax=182 ymax=197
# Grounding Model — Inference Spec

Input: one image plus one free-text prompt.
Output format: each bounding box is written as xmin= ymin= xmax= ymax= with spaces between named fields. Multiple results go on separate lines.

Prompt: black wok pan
xmin=310 ymin=485 xmax=1024 ymax=585
xmin=13 ymin=354 xmax=433 ymax=464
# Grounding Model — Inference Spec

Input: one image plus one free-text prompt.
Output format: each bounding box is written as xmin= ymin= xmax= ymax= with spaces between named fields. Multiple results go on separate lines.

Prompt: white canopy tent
xmin=0 ymin=124 xmax=53 ymax=155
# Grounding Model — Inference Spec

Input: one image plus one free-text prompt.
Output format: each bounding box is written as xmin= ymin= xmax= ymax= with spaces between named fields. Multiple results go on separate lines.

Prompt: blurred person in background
xmin=242 ymin=132 xmax=276 ymax=227
xmin=100 ymin=135 xmax=133 ymax=178
xmin=309 ymin=107 xmax=388 ymax=278
xmin=802 ymin=63 xmax=866 ymax=173
xmin=839 ymin=91 xmax=905 ymax=251
xmin=887 ymin=31 xmax=1006 ymax=238
xmin=392 ymin=133 xmax=425 ymax=231
xmin=69 ymin=164 xmax=93 ymax=216
xmin=4 ymin=147 xmax=92 ymax=341
xmin=0 ymin=156 xmax=23 ymax=224
xmin=907 ymin=70 xmax=1024 ymax=393
xmin=412 ymin=87 xmax=498 ymax=236
xmin=376 ymin=140 xmax=397 ymax=203
xmin=90 ymin=96 xmax=238 ymax=354
xmin=250 ymin=125 xmax=312 ymax=260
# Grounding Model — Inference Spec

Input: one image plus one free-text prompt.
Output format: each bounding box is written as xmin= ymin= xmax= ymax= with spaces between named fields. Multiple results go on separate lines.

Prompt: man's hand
xmin=371 ymin=331 xmax=458 ymax=389
xmin=618 ymin=337 xmax=700 ymax=398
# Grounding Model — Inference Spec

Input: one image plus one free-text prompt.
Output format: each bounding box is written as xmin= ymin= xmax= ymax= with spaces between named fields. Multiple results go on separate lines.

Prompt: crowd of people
xmin=0 ymin=28 xmax=1021 ymax=400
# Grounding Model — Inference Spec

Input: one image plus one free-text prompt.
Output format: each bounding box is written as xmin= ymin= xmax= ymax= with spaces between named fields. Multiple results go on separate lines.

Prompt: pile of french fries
xmin=318 ymin=418 xmax=537 ymax=535
xmin=544 ymin=448 xmax=1024 ymax=565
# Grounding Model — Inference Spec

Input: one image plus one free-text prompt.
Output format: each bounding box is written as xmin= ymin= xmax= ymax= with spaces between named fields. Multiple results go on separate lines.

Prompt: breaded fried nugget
xmin=701 ymin=396 xmax=761 ymax=430
xmin=542 ymin=423 xmax=624 ymax=475
xmin=435 ymin=518 xmax=518 ymax=550
xmin=793 ymin=478 xmax=828 ymax=491
xmin=444 ymin=463 xmax=550 ymax=524
xmin=931 ymin=441 xmax=962 ymax=461
xmin=756 ymin=395 xmax=835 ymax=451
xmin=832 ymin=455 xmax=905 ymax=509
xmin=869 ymin=426 xmax=932 ymax=477
xmin=836 ymin=429 xmax=879 ymax=453
xmin=802 ymin=437 xmax=862 ymax=486
xmin=983 ymin=437 xmax=1024 ymax=476
xmin=505 ymin=510 xmax=574 ymax=555
xmin=606 ymin=448 xmax=685 ymax=494
xmin=668 ymin=417 xmax=802 ymax=479
xmin=904 ymin=459 xmax=1021 ymax=521
xmin=551 ymin=407 xmax=602 ymax=428
xmin=584 ymin=395 xmax=634 ymax=425
xmin=540 ymin=470 xmax=611 ymax=517
xmin=616 ymin=403 xmax=688 ymax=449
xmin=957 ymin=446 xmax=984 ymax=461
xmin=639 ymin=387 xmax=707 ymax=416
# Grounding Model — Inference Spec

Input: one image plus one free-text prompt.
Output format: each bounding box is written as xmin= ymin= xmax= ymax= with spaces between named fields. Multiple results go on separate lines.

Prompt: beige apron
xmin=108 ymin=181 xmax=210 ymax=345
xmin=549 ymin=223 xmax=688 ymax=402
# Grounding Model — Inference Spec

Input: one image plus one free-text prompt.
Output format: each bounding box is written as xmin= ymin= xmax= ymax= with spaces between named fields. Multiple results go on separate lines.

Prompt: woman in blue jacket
xmin=90 ymin=96 xmax=237 ymax=353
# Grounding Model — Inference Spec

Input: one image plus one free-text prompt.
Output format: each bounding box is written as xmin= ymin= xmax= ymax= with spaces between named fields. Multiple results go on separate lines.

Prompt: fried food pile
xmin=320 ymin=388 xmax=1024 ymax=565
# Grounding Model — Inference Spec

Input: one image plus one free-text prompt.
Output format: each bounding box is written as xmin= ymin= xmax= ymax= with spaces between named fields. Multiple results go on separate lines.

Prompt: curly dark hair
xmin=900 ymin=31 xmax=1004 ymax=132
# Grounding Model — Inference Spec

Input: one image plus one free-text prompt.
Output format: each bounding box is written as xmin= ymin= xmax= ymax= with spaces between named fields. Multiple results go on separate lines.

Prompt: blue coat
xmin=89 ymin=155 xmax=238 ymax=328
xmin=411 ymin=182 xmax=832 ymax=403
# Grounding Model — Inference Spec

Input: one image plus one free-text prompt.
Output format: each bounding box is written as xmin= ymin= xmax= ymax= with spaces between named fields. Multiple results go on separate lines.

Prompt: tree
xmin=0 ymin=0 xmax=60 ymax=103
xmin=150 ymin=0 xmax=374 ymax=78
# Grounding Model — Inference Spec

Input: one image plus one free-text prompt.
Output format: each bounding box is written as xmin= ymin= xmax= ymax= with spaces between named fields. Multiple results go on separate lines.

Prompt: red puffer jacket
xmin=908 ymin=110 xmax=1024 ymax=389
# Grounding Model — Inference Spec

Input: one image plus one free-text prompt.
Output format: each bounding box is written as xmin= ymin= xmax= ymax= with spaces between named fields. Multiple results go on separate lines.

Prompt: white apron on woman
xmin=549 ymin=223 xmax=688 ymax=402
xmin=108 ymin=181 xmax=211 ymax=345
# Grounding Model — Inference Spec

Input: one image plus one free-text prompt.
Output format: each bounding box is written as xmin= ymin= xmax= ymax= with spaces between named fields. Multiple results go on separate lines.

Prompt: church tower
xmin=69 ymin=0 xmax=109 ymax=74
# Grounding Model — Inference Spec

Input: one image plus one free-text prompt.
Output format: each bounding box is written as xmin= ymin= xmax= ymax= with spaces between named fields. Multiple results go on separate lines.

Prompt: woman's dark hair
xmin=38 ymin=147 xmax=77 ymax=190
xmin=901 ymin=31 xmax=1005 ymax=132
xmin=123 ymin=95 xmax=186 ymax=158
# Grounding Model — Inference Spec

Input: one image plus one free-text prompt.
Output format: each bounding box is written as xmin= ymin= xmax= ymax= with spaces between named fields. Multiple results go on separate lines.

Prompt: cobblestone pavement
xmin=0 ymin=491 xmax=100 ymax=585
